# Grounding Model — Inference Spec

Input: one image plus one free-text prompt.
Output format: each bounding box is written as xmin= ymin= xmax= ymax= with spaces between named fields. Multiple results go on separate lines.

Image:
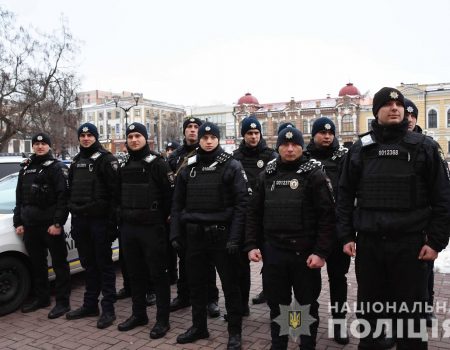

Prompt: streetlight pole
xmin=112 ymin=93 xmax=141 ymax=137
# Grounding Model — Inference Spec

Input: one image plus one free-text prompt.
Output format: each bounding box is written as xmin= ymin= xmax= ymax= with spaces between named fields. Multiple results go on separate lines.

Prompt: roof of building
xmin=338 ymin=83 xmax=361 ymax=96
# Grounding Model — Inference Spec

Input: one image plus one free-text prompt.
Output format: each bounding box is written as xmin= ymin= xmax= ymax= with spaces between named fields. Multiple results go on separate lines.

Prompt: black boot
xmin=21 ymin=298 xmax=50 ymax=313
xmin=118 ymin=314 xmax=149 ymax=331
xmin=66 ymin=306 xmax=99 ymax=320
xmin=207 ymin=301 xmax=220 ymax=318
xmin=252 ymin=291 xmax=266 ymax=305
xmin=227 ymin=333 xmax=242 ymax=350
xmin=116 ymin=288 xmax=131 ymax=300
xmin=170 ymin=297 xmax=190 ymax=312
xmin=150 ymin=322 xmax=170 ymax=339
xmin=48 ymin=303 xmax=70 ymax=319
xmin=97 ymin=312 xmax=116 ymax=329
xmin=176 ymin=326 xmax=210 ymax=344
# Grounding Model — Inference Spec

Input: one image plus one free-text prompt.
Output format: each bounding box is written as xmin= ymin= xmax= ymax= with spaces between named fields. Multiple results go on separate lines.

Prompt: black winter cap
xmin=277 ymin=122 xmax=295 ymax=134
xmin=32 ymin=132 xmax=52 ymax=147
xmin=183 ymin=117 xmax=202 ymax=135
xmin=404 ymin=98 xmax=418 ymax=118
xmin=198 ymin=122 xmax=220 ymax=140
xmin=78 ymin=123 xmax=99 ymax=140
xmin=166 ymin=140 xmax=180 ymax=151
xmin=311 ymin=117 xmax=336 ymax=137
xmin=372 ymin=87 xmax=405 ymax=117
xmin=126 ymin=122 xmax=148 ymax=141
xmin=241 ymin=115 xmax=261 ymax=136
xmin=276 ymin=127 xmax=304 ymax=149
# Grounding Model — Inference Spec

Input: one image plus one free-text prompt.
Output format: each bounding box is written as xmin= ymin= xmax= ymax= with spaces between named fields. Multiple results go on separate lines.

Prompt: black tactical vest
xmin=70 ymin=152 xmax=108 ymax=204
xmin=120 ymin=155 xmax=164 ymax=223
xmin=234 ymin=148 xmax=274 ymax=190
xmin=21 ymin=159 xmax=57 ymax=206
xmin=185 ymin=152 xmax=232 ymax=212
xmin=357 ymin=133 xmax=429 ymax=210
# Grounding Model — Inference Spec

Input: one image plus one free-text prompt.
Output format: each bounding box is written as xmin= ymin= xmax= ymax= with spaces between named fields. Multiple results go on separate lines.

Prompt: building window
xmin=134 ymin=109 xmax=140 ymax=117
xmin=261 ymin=121 xmax=267 ymax=135
xmin=367 ymin=118 xmax=374 ymax=132
xmin=99 ymin=125 xmax=104 ymax=136
xmin=342 ymin=115 xmax=353 ymax=132
xmin=116 ymin=111 xmax=121 ymax=119
xmin=272 ymin=121 xmax=279 ymax=135
xmin=447 ymin=109 xmax=450 ymax=127
xmin=448 ymin=141 xmax=450 ymax=154
xmin=98 ymin=112 xmax=103 ymax=121
xmin=24 ymin=140 xmax=31 ymax=153
xmin=107 ymin=112 xmax=112 ymax=120
xmin=428 ymin=109 xmax=437 ymax=128
xmin=302 ymin=120 xmax=308 ymax=134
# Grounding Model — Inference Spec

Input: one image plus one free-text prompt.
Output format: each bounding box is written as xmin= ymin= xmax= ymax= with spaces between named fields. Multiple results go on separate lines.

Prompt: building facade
xmin=76 ymin=90 xmax=186 ymax=153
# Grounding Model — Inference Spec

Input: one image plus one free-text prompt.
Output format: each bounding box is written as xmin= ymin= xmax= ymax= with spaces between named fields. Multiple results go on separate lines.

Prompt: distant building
xmin=76 ymin=90 xmax=186 ymax=153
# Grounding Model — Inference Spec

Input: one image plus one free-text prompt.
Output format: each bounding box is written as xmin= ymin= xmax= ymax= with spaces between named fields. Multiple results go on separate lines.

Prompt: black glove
xmin=171 ymin=239 xmax=183 ymax=252
xmin=226 ymin=241 xmax=240 ymax=255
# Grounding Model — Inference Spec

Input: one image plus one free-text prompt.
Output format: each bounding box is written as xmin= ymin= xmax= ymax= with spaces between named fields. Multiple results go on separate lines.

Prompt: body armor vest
xmin=234 ymin=148 xmax=273 ymax=190
xmin=185 ymin=152 xmax=232 ymax=212
xmin=120 ymin=155 xmax=164 ymax=223
xmin=357 ymin=134 xmax=429 ymax=210
xmin=263 ymin=159 xmax=320 ymax=240
xmin=70 ymin=152 xmax=107 ymax=204
xmin=21 ymin=160 xmax=57 ymax=206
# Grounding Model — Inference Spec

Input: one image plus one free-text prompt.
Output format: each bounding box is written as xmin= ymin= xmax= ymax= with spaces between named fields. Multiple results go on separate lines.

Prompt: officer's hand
xmin=48 ymin=225 xmax=62 ymax=236
xmin=171 ymin=239 xmax=183 ymax=252
xmin=418 ymin=244 xmax=438 ymax=261
xmin=343 ymin=242 xmax=356 ymax=257
xmin=248 ymin=249 xmax=262 ymax=262
xmin=226 ymin=241 xmax=240 ymax=255
xmin=15 ymin=225 xmax=24 ymax=236
xmin=307 ymin=254 xmax=325 ymax=269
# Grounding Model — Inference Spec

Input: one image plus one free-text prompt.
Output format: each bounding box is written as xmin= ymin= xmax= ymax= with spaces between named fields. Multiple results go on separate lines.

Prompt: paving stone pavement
xmin=1 ymin=259 xmax=450 ymax=349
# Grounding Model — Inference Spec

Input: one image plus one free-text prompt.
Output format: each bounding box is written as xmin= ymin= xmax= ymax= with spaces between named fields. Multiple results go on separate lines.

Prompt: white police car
xmin=0 ymin=171 xmax=119 ymax=316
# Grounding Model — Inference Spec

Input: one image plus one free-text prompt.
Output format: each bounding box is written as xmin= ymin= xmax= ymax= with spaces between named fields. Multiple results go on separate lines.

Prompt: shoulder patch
xmin=359 ymin=133 xmax=375 ymax=147
xmin=90 ymin=152 xmax=103 ymax=161
xmin=265 ymin=158 xmax=277 ymax=175
xmin=332 ymin=146 xmax=348 ymax=160
xmin=187 ymin=155 xmax=197 ymax=166
xmin=144 ymin=155 xmax=158 ymax=164
xmin=297 ymin=159 xmax=322 ymax=174
xmin=215 ymin=151 xmax=232 ymax=164
xmin=42 ymin=160 xmax=55 ymax=167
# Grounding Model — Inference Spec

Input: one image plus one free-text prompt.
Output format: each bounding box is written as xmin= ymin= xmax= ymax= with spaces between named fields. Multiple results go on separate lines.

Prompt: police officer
xmin=405 ymin=97 xmax=423 ymax=133
xmin=245 ymin=127 xmax=336 ymax=350
xmin=168 ymin=117 xmax=220 ymax=318
xmin=233 ymin=116 xmax=277 ymax=311
xmin=337 ymin=87 xmax=450 ymax=350
xmin=165 ymin=140 xmax=180 ymax=159
xmin=171 ymin=122 xmax=248 ymax=349
xmin=405 ymin=97 xmax=436 ymax=327
xmin=66 ymin=123 xmax=119 ymax=329
xmin=116 ymin=122 xmax=173 ymax=339
xmin=13 ymin=133 xmax=71 ymax=319
xmin=306 ymin=117 xmax=350 ymax=345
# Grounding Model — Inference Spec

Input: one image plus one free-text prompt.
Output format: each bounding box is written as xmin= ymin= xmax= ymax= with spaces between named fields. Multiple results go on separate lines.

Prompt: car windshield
xmin=0 ymin=162 xmax=21 ymax=179
xmin=0 ymin=173 xmax=18 ymax=214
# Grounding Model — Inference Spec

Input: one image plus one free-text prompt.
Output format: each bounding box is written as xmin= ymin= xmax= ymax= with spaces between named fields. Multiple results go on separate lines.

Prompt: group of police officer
xmin=14 ymin=86 xmax=450 ymax=350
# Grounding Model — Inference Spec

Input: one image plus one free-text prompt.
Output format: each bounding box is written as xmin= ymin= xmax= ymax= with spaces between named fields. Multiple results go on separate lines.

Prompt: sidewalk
xmin=1 ymin=259 xmax=450 ymax=349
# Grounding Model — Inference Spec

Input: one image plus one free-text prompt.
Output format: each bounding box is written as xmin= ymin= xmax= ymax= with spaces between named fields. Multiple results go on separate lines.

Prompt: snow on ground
xmin=435 ymin=245 xmax=450 ymax=273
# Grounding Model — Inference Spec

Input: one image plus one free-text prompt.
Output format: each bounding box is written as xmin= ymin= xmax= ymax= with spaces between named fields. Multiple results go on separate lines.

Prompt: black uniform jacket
xmin=244 ymin=156 xmax=336 ymax=259
xmin=14 ymin=153 xmax=69 ymax=227
xmin=170 ymin=146 xmax=249 ymax=244
xmin=68 ymin=142 xmax=119 ymax=218
xmin=167 ymin=140 xmax=198 ymax=174
xmin=337 ymin=119 xmax=450 ymax=252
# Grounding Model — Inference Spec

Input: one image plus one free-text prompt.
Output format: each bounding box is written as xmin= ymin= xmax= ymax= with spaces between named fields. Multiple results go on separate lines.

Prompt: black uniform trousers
xmin=23 ymin=224 xmax=70 ymax=305
xmin=355 ymin=233 xmax=428 ymax=350
xmin=121 ymin=222 xmax=170 ymax=325
xmin=118 ymin=234 xmax=155 ymax=295
xmin=185 ymin=223 xmax=242 ymax=334
xmin=263 ymin=242 xmax=321 ymax=350
xmin=237 ymin=251 xmax=251 ymax=310
xmin=71 ymin=215 xmax=116 ymax=313
xmin=326 ymin=244 xmax=351 ymax=319
xmin=176 ymin=248 xmax=219 ymax=303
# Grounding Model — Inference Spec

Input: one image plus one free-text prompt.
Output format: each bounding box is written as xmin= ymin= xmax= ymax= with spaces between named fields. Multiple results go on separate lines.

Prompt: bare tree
xmin=0 ymin=6 xmax=81 ymax=153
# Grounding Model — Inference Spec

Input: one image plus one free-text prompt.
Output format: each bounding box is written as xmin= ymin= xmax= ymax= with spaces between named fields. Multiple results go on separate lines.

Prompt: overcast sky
xmin=2 ymin=0 xmax=449 ymax=107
